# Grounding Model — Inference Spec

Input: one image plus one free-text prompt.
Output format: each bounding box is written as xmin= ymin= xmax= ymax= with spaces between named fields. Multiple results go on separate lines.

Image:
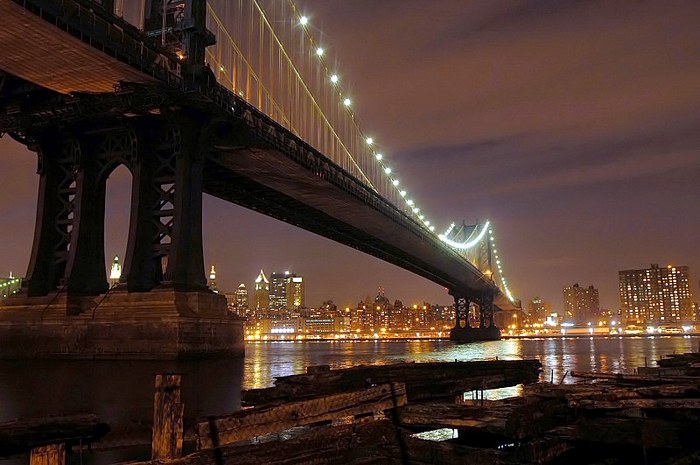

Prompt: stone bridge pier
xmin=0 ymin=116 xmax=243 ymax=359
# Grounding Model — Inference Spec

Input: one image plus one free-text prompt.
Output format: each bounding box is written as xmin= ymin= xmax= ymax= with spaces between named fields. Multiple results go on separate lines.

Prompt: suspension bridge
xmin=0 ymin=0 xmax=521 ymax=358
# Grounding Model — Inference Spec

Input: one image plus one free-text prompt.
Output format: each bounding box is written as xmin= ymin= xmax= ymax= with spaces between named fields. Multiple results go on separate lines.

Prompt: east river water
xmin=0 ymin=336 xmax=697 ymax=464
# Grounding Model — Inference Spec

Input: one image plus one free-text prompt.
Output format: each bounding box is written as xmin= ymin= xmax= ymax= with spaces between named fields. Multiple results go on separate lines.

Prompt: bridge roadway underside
xmin=0 ymin=0 xmax=157 ymax=94
xmin=203 ymin=136 xmax=511 ymax=310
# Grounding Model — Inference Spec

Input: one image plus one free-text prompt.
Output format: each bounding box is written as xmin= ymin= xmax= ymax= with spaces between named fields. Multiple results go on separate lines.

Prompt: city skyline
xmin=2 ymin=1 xmax=699 ymax=310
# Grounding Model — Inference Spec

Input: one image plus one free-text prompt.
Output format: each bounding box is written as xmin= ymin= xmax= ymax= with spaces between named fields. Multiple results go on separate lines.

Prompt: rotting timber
xmin=120 ymin=353 xmax=700 ymax=465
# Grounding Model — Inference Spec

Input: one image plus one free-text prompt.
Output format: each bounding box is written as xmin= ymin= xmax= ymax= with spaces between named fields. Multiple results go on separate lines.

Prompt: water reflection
xmin=244 ymin=336 xmax=699 ymax=388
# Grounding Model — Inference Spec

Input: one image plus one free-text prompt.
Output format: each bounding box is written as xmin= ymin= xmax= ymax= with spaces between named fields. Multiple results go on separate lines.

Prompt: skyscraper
xmin=269 ymin=272 xmax=290 ymax=311
xmin=253 ymin=269 xmax=269 ymax=314
xmin=527 ymin=297 xmax=551 ymax=324
xmin=563 ymin=284 xmax=600 ymax=325
xmin=235 ymin=283 xmax=249 ymax=315
xmin=287 ymin=275 xmax=304 ymax=309
xmin=269 ymin=272 xmax=305 ymax=311
xmin=619 ymin=264 xmax=693 ymax=324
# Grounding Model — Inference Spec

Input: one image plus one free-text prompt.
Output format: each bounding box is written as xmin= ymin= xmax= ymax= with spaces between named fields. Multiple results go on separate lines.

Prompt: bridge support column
xmin=449 ymin=290 xmax=500 ymax=342
xmin=24 ymin=135 xmax=76 ymax=297
xmin=162 ymin=120 xmax=207 ymax=291
xmin=62 ymin=135 xmax=109 ymax=297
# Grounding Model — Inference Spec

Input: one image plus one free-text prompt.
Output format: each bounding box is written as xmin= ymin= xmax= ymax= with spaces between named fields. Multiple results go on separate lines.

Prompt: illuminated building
xmin=109 ymin=256 xmax=121 ymax=287
xmin=287 ymin=275 xmax=304 ymax=309
xmin=619 ymin=264 xmax=693 ymax=324
xmin=253 ymin=269 xmax=269 ymax=313
xmin=269 ymin=272 xmax=289 ymax=311
xmin=563 ymin=284 xmax=600 ymax=325
xmin=0 ymin=273 xmax=22 ymax=299
xmin=527 ymin=297 xmax=551 ymax=324
xmin=269 ymin=272 xmax=305 ymax=312
xmin=235 ymin=283 xmax=248 ymax=315
xmin=208 ymin=265 xmax=218 ymax=293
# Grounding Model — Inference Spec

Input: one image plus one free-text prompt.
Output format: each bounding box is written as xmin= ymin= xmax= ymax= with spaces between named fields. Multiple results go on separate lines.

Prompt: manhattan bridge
xmin=0 ymin=0 xmax=522 ymax=357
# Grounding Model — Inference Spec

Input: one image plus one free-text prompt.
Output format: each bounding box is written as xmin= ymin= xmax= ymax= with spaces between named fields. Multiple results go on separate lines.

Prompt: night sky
xmin=1 ymin=0 xmax=699 ymax=311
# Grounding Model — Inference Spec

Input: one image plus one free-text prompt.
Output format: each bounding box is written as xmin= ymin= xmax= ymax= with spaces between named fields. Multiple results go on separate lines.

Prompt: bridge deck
xmin=0 ymin=0 xmax=156 ymax=93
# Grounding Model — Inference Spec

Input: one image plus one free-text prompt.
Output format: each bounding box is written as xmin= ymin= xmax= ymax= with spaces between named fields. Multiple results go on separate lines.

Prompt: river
xmin=0 ymin=335 xmax=696 ymax=463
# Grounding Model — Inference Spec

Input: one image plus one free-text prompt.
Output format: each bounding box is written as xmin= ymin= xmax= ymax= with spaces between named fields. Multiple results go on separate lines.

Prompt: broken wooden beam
xmin=393 ymin=401 xmax=513 ymax=436
xmin=196 ymin=382 xmax=407 ymax=449
xmin=571 ymin=398 xmax=700 ymax=410
xmin=243 ymin=360 xmax=542 ymax=406
xmin=570 ymin=371 xmax=700 ymax=384
xmin=0 ymin=414 xmax=109 ymax=456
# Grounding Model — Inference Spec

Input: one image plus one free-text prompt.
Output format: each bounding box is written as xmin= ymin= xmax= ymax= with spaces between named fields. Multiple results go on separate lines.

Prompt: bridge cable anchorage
xmin=439 ymin=221 xmax=515 ymax=303
xmin=204 ymin=1 xmax=437 ymax=232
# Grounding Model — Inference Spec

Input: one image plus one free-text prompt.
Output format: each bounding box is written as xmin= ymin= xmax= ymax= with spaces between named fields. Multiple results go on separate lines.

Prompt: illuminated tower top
xmin=109 ymin=256 xmax=121 ymax=285
xmin=255 ymin=269 xmax=269 ymax=290
xmin=209 ymin=265 xmax=218 ymax=293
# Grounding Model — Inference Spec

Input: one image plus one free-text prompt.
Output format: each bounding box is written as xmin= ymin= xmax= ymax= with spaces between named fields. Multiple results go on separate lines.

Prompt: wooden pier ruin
xmin=4 ymin=351 xmax=700 ymax=464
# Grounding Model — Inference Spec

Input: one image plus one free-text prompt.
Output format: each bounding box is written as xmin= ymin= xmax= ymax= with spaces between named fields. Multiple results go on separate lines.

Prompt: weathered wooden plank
xmin=570 ymin=371 xmax=700 ymax=384
xmin=124 ymin=420 xmax=401 ymax=465
xmin=29 ymin=444 xmax=65 ymax=465
xmin=394 ymin=402 xmax=512 ymax=435
xmin=151 ymin=374 xmax=184 ymax=460
xmin=0 ymin=414 xmax=109 ymax=456
xmin=511 ymin=435 xmax=573 ymax=464
xmin=196 ymin=382 xmax=407 ymax=449
xmin=555 ymin=417 xmax=700 ymax=449
xmin=572 ymin=398 xmax=700 ymax=410
xmin=565 ymin=383 xmax=700 ymax=403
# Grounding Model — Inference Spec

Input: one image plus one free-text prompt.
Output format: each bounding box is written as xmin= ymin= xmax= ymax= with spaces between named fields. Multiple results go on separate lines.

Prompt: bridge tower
xmin=441 ymin=222 xmax=501 ymax=342
xmin=0 ymin=0 xmax=240 ymax=360
xmin=143 ymin=0 xmax=215 ymax=67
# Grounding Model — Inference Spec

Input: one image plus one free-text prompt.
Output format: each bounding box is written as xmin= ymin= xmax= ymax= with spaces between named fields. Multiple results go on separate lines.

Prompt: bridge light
xmin=384 ymin=167 xmax=391 ymax=174
xmin=330 ymin=74 xmax=339 ymax=83
xmin=220 ymin=65 xmax=225 ymax=72
xmin=407 ymin=199 xmax=414 ymax=206
xmin=300 ymin=15 xmax=309 ymax=26
xmin=412 ymin=207 xmax=419 ymax=214
xmin=316 ymin=47 xmax=324 ymax=56
xmin=425 ymin=220 xmax=430 ymax=226
xmin=392 ymin=179 xmax=399 ymax=186
xmin=375 ymin=153 xmax=383 ymax=160
xmin=343 ymin=98 xmax=351 ymax=106
xmin=366 ymin=137 xmax=374 ymax=145
xmin=418 ymin=214 xmax=424 ymax=220
xmin=429 ymin=226 xmax=435 ymax=231
xmin=399 ymin=190 xmax=406 ymax=197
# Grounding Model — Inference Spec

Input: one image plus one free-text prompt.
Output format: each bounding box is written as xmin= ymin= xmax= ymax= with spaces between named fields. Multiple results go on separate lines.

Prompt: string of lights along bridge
xmin=203 ymin=0 xmax=515 ymax=302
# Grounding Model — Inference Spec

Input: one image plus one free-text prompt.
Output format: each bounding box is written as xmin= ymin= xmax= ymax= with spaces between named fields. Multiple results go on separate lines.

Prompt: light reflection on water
xmin=244 ymin=336 xmax=699 ymax=389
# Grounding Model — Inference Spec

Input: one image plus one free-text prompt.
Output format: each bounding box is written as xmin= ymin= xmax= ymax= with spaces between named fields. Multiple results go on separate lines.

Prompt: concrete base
xmin=0 ymin=289 xmax=244 ymax=360
xmin=449 ymin=325 xmax=501 ymax=342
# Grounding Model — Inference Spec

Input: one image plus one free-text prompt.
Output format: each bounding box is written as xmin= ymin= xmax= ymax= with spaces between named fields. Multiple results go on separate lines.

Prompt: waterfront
xmin=0 ymin=335 xmax=697 ymax=464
